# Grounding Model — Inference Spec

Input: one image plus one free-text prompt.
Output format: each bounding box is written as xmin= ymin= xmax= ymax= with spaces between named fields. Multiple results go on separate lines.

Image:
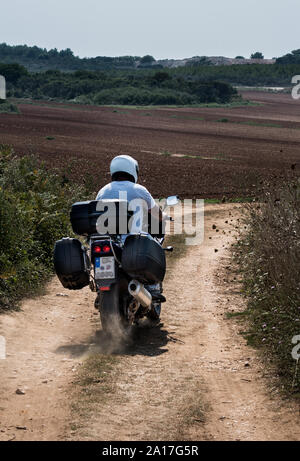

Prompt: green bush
xmin=92 ymin=86 xmax=195 ymax=105
xmin=0 ymin=146 xmax=86 ymax=310
xmin=0 ymin=99 xmax=19 ymax=113
xmin=0 ymin=62 xmax=28 ymax=83
xmin=236 ymin=179 xmax=300 ymax=393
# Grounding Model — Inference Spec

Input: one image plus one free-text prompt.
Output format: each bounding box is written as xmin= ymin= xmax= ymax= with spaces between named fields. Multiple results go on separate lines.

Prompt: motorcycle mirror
xmin=166 ymin=195 xmax=179 ymax=207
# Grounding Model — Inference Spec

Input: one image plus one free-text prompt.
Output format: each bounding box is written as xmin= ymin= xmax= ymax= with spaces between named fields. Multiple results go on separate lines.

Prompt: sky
xmin=0 ymin=0 xmax=298 ymax=60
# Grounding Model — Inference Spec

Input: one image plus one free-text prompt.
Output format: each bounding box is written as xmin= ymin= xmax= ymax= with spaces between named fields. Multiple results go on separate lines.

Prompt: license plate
xmin=94 ymin=256 xmax=115 ymax=279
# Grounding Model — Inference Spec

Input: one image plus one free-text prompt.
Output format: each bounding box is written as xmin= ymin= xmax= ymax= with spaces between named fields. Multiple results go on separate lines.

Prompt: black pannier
xmin=122 ymin=234 xmax=166 ymax=284
xmin=70 ymin=199 xmax=132 ymax=236
xmin=54 ymin=237 xmax=89 ymax=290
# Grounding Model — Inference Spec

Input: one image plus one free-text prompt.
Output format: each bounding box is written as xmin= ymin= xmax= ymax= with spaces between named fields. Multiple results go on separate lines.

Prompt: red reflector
xmin=94 ymin=245 xmax=101 ymax=253
xmin=100 ymin=286 xmax=110 ymax=291
xmin=103 ymin=245 xmax=111 ymax=253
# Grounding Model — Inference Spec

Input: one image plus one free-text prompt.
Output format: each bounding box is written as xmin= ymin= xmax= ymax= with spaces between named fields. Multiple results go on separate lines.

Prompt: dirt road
xmin=0 ymin=204 xmax=299 ymax=441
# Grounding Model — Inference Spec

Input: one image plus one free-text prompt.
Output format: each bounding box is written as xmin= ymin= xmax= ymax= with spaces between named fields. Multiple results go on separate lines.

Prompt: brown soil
xmin=1 ymin=204 xmax=299 ymax=441
xmin=0 ymin=92 xmax=299 ymax=198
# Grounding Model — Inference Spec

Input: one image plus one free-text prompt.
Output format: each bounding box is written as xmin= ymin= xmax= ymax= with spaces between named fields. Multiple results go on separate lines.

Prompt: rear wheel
xmin=99 ymin=283 xmax=130 ymax=337
xmin=146 ymin=302 xmax=161 ymax=323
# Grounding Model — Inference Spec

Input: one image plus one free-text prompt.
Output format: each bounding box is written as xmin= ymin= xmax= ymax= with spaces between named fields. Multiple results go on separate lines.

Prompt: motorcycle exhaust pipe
xmin=128 ymin=280 xmax=152 ymax=308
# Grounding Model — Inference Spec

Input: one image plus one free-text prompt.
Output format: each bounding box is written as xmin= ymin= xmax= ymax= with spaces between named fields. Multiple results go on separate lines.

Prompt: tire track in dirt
xmin=0 ymin=204 xmax=299 ymax=441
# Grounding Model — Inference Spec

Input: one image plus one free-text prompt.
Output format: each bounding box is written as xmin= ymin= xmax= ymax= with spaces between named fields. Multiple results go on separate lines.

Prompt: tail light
xmin=102 ymin=245 xmax=111 ymax=253
xmin=92 ymin=241 xmax=112 ymax=256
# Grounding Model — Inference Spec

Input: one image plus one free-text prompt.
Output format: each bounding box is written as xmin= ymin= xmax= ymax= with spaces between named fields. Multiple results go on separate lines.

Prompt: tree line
xmin=174 ymin=62 xmax=300 ymax=86
xmin=0 ymin=43 xmax=146 ymax=71
xmin=0 ymin=63 xmax=238 ymax=105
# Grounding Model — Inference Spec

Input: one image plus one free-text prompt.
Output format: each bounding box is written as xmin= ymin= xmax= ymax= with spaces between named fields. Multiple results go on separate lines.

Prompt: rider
xmin=96 ymin=154 xmax=165 ymax=229
xmin=95 ymin=154 xmax=166 ymax=313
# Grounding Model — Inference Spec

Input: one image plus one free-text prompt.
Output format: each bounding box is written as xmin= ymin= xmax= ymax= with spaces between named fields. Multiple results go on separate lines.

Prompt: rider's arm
xmin=149 ymin=203 xmax=167 ymax=223
xmin=140 ymin=187 xmax=167 ymax=223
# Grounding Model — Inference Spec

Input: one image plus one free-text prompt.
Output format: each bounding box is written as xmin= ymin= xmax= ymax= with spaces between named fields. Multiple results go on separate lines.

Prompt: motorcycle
xmin=54 ymin=195 xmax=179 ymax=336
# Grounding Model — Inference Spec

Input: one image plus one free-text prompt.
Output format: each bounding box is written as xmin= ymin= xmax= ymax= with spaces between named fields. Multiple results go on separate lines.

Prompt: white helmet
xmin=110 ymin=155 xmax=139 ymax=183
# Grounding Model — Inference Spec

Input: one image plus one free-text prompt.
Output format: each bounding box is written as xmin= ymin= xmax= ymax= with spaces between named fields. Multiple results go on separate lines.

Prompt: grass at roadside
xmin=234 ymin=179 xmax=300 ymax=395
xmin=172 ymin=383 xmax=209 ymax=440
xmin=70 ymin=354 xmax=120 ymax=434
xmin=0 ymin=145 xmax=88 ymax=311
